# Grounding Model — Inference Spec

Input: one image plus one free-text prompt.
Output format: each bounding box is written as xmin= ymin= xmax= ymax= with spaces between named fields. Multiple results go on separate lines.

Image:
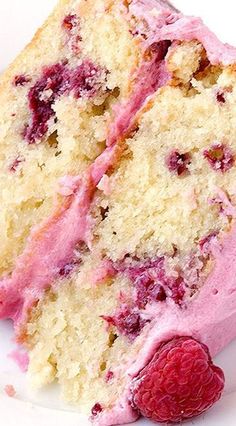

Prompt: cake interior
xmin=27 ymin=43 xmax=236 ymax=415
xmin=1 ymin=0 xmax=236 ymax=421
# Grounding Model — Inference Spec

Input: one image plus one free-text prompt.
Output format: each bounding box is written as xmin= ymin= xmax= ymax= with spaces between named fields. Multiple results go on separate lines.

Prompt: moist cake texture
xmin=1 ymin=0 xmax=236 ymax=425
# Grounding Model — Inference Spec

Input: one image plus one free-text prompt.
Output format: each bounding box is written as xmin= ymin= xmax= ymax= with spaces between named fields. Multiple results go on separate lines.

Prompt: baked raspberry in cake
xmin=2 ymin=0 xmax=236 ymax=424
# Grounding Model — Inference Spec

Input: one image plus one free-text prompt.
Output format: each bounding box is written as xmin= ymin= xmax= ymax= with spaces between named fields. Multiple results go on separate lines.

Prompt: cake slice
xmin=1 ymin=0 xmax=236 ymax=424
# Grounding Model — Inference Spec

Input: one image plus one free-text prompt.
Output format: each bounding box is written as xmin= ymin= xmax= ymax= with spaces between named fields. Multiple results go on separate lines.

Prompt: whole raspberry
xmin=131 ymin=336 xmax=225 ymax=423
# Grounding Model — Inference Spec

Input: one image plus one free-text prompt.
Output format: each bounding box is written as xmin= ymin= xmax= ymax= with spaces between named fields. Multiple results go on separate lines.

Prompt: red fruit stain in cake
xmin=166 ymin=150 xmax=191 ymax=175
xmin=24 ymin=63 xmax=69 ymax=143
xmin=131 ymin=336 xmax=225 ymax=423
xmin=216 ymin=90 xmax=226 ymax=104
xmin=203 ymin=143 xmax=234 ymax=172
xmin=91 ymin=403 xmax=103 ymax=417
xmin=62 ymin=14 xmax=82 ymax=52
xmin=4 ymin=385 xmax=16 ymax=398
xmin=23 ymin=61 xmax=104 ymax=143
xmin=102 ymin=306 xmax=149 ymax=340
xmin=119 ymin=257 xmax=185 ymax=307
xmin=62 ymin=14 xmax=79 ymax=31
xmin=70 ymin=61 xmax=103 ymax=99
xmin=9 ymin=155 xmax=25 ymax=172
xmin=13 ymin=74 xmax=31 ymax=87
xmin=133 ymin=274 xmax=167 ymax=309
xmin=105 ymin=370 xmax=114 ymax=382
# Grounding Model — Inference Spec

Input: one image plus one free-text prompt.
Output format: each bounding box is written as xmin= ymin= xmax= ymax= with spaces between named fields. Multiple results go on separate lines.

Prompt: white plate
xmin=1 ymin=1 xmax=236 ymax=425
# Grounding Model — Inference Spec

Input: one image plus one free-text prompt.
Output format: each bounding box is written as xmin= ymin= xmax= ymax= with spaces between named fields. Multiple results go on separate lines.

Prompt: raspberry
xmin=131 ymin=336 xmax=224 ymax=423
xmin=9 ymin=155 xmax=25 ymax=172
xmin=216 ymin=90 xmax=226 ymax=104
xmin=62 ymin=14 xmax=78 ymax=32
xmin=203 ymin=143 xmax=234 ymax=172
xmin=102 ymin=306 xmax=149 ymax=340
xmin=91 ymin=402 xmax=103 ymax=417
xmin=23 ymin=61 xmax=104 ymax=143
xmin=116 ymin=256 xmax=185 ymax=307
xmin=166 ymin=150 xmax=191 ymax=176
xmin=13 ymin=74 xmax=31 ymax=87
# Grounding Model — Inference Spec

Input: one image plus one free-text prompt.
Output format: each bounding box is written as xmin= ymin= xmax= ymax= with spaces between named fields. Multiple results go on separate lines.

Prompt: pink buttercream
xmin=129 ymin=0 xmax=236 ymax=65
xmin=107 ymin=41 xmax=170 ymax=146
xmin=57 ymin=175 xmax=82 ymax=196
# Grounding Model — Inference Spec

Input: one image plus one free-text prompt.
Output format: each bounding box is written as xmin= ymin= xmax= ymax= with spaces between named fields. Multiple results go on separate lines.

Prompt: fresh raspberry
xmin=131 ymin=336 xmax=224 ymax=423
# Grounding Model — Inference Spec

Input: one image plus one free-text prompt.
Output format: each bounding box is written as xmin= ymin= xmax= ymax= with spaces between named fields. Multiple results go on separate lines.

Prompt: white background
xmin=1 ymin=1 xmax=236 ymax=425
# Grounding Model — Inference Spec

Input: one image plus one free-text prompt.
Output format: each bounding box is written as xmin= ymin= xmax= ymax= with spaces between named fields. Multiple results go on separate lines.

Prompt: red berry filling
xmin=131 ymin=336 xmax=225 ymax=423
xmin=166 ymin=150 xmax=191 ymax=175
xmin=102 ymin=306 xmax=149 ymax=341
xmin=13 ymin=74 xmax=31 ymax=87
xmin=9 ymin=155 xmax=25 ymax=172
xmin=23 ymin=61 xmax=105 ymax=143
xmin=62 ymin=14 xmax=79 ymax=32
xmin=122 ymin=257 xmax=185 ymax=306
xmin=216 ymin=90 xmax=226 ymax=104
xmin=62 ymin=14 xmax=82 ymax=51
xmin=135 ymin=274 xmax=167 ymax=308
xmin=91 ymin=402 xmax=103 ymax=417
xmin=23 ymin=63 xmax=69 ymax=143
xmin=70 ymin=61 xmax=103 ymax=99
xmin=203 ymin=143 xmax=234 ymax=172
xmin=105 ymin=370 xmax=114 ymax=382
xmin=101 ymin=258 xmax=187 ymax=340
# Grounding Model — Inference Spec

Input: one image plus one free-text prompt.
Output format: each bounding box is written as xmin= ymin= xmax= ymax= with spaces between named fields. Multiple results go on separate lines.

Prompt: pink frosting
xmin=107 ymin=44 xmax=170 ymax=146
xmin=129 ymin=0 xmax=236 ymax=65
